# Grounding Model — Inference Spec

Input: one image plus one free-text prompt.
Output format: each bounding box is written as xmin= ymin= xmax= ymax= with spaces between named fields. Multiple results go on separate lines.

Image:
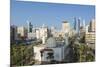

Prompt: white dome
xmin=46 ymin=37 xmax=56 ymax=47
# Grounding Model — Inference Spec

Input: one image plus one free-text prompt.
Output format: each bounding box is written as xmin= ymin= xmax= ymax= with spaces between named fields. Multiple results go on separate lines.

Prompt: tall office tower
xmin=77 ymin=18 xmax=81 ymax=35
xmin=27 ymin=21 xmax=33 ymax=33
xmin=10 ymin=25 xmax=17 ymax=44
xmin=80 ymin=19 xmax=85 ymax=33
xmin=89 ymin=19 xmax=95 ymax=32
xmin=17 ymin=26 xmax=27 ymax=39
xmin=82 ymin=19 xmax=86 ymax=28
xmin=62 ymin=21 xmax=70 ymax=33
xmin=74 ymin=17 xmax=77 ymax=31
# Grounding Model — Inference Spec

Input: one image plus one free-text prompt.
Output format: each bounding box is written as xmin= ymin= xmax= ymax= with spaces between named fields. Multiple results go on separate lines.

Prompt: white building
xmin=36 ymin=24 xmax=48 ymax=44
xmin=34 ymin=45 xmax=46 ymax=63
xmin=36 ymin=29 xmax=40 ymax=39
xmin=27 ymin=33 xmax=36 ymax=39
xmin=40 ymin=46 xmax=66 ymax=63
xmin=33 ymin=36 xmax=69 ymax=64
xmin=50 ymin=26 xmax=56 ymax=36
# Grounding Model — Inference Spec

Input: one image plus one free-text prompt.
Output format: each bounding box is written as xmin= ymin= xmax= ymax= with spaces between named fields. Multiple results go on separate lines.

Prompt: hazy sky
xmin=10 ymin=0 xmax=95 ymax=29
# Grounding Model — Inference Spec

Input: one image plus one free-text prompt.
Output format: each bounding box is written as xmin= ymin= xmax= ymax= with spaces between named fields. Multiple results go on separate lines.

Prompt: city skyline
xmin=11 ymin=0 xmax=95 ymax=28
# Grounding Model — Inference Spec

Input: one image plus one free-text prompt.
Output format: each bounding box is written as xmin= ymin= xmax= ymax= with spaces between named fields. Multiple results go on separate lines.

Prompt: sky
xmin=10 ymin=0 xmax=95 ymax=29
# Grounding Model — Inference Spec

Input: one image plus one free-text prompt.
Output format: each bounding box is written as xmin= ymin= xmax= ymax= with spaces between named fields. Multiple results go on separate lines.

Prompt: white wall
xmin=28 ymin=33 xmax=36 ymax=39
xmin=34 ymin=46 xmax=45 ymax=61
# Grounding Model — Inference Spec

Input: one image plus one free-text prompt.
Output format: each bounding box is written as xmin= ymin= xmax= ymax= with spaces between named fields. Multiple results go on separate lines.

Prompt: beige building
xmin=62 ymin=21 xmax=70 ymax=33
xmin=89 ymin=19 xmax=95 ymax=32
xmin=85 ymin=19 xmax=95 ymax=49
xmin=85 ymin=32 xmax=95 ymax=49
xmin=85 ymin=32 xmax=95 ymax=44
xmin=17 ymin=26 xmax=27 ymax=38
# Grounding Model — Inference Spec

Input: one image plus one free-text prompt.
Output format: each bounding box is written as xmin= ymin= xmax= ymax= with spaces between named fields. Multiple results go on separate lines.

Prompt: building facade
xmin=85 ymin=19 xmax=95 ymax=49
xmin=36 ymin=24 xmax=48 ymax=44
xmin=10 ymin=25 xmax=17 ymax=44
xmin=17 ymin=26 xmax=27 ymax=39
xmin=62 ymin=21 xmax=70 ymax=33
xmin=33 ymin=36 xmax=69 ymax=64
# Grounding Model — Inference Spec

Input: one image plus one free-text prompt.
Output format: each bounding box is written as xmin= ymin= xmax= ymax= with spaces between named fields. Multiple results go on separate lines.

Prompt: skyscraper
xmin=77 ymin=18 xmax=81 ymax=36
xmin=62 ymin=21 xmax=70 ymax=33
xmin=27 ymin=21 xmax=33 ymax=33
xmin=89 ymin=19 xmax=95 ymax=32
xmin=74 ymin=17 xmax=77 ymax=31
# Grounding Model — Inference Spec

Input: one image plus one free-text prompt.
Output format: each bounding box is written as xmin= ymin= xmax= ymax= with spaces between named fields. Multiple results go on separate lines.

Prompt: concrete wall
xmin=33 ymin=46 xmax=45 ymax=61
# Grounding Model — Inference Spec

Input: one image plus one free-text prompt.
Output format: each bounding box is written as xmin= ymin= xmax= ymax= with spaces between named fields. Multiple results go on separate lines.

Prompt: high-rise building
xmin=17 ymin=26 xmax=27 ymax=39
xmin=10 ymin=25 xmax=17 ymax=44
xmin=27 ymin=21 xmax=37 ymax=40
xmin=40 ymin=24 xmax=48 ymax=44
xmin=82 ymin=19 xmax=86 ymax=28
xmin=79 ymin=19 xmax=86 ymax=38
xmin=89 ymin=19 xmax=95 ymax=32
xmin=77 ymin=18 xmax=81 ymax=36
xmin=35 ymin=24 xmax=48 ymax=44
xmin=27 ymin=21 xmax=33 ymax=33
xmin=62 ymin=21 xmax=70 ymax=33
xmin=85 ymin=19 xmax=95 ymax=49
xmin=74 ymin=17 xmax=77 ymax=31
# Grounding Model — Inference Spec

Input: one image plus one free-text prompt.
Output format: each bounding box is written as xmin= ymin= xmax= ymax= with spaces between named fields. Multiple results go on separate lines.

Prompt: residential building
xmin=10 ymin=25 xmax=17 ymax=44
xmin=36 ymin=24 xmax=48 ymax=44
xmin=17 ymin=26 xmax=27 ymax=39
xmin=85 ymin=19 xmax=95 ymax=49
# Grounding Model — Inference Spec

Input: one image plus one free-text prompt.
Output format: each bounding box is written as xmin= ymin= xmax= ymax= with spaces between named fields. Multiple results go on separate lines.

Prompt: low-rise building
xmin=27 ymin=33 xmax=36 ymax=40
xmin=33 ymin=36 xmax=69 ymax=64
